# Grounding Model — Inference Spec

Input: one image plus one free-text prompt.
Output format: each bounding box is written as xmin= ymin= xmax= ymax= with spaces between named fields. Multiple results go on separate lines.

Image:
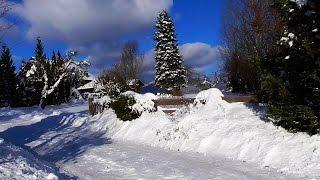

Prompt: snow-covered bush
xmin=122 ymin=91 xmax=157 ymax=114
xmin=94 ymin=80 xmax=125 ymax=98
xmin=109 ymin=95 xmax=140 ymax=121
xmin=193 ymin=88 xmax=225 ymax=107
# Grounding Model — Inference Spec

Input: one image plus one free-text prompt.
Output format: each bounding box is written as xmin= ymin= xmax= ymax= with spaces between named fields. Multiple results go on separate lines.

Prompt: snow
xmin=61 ymin=140 xmax=297 ymax=180
xmin=289 ymin=41 xmax=294 ymax=47
xmin=0 ymin=138 xmax=59 ymax=180
xmin=291 ymin=0 xmax=307 ymax=7
xmin=82 ymin=73 xmax=96 ymax=81
xmin=93 ymin=95 xmax=111 ymax=106
xmin=288 ymin=33 xmax=295 ymax=38
xmin=122 ymin=91 xmax=158 ymax=113
xmin=106 ymin=88 xmax=320 ymax=179
xmin=26 ymin=64 xmax=36 ymax=77
xmin=77 ymin=80 xmax=96 ymax=90
xmin=0 ymin=104 xmax=297 ymax=179
xmin=0 ymin=89 xmax=319 ymax=179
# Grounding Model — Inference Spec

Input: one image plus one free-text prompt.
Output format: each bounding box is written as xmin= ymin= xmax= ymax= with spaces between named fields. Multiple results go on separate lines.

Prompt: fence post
xmin=88 ymin=97 xmax=94 ymax=116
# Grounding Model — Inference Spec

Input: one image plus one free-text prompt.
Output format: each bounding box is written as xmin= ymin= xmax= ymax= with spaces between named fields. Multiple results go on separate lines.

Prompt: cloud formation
xmin=14 ymin=0 xmax=173 ymax=71
xmin=143 ymin=42 xmax=223 ymax=81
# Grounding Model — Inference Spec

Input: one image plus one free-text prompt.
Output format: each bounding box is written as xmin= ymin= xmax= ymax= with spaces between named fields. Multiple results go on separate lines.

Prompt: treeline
xmin=0 ymin=38 xmax=89 ymax=109
xmin=222 ymin=0 xmax=319 ymax=134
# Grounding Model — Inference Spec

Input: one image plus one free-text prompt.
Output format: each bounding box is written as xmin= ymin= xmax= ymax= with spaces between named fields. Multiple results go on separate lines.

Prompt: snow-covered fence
xmin=222 ymin=95 xmax=258 ymax=103
xmin=153 ymin=95 xmax=257 ymax=114
xmin=153 ymin=98 xmax=195 ymax=107
xmin=88 ymin=97 xmax=106 ymax=116
xmin=153 ymin=98 xmax=195 ymax=114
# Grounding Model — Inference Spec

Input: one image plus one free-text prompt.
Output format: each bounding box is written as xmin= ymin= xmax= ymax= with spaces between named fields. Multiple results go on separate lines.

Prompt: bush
xmin=260 ymin=74 xmax=320 ymax=135
xmin=109 ymin=95 xmax=140 ymax=121
xmin=269 ymin=104 xmax=319 ymax=135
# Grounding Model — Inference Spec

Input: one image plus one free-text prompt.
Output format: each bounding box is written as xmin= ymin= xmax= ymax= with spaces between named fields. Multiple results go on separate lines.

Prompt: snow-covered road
xmin=62 ymin=141 xmax=298 ymax=180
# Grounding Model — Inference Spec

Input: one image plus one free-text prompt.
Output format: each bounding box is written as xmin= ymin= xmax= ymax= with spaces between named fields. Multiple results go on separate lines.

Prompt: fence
xmin=89 ymin=95 xmax=258 ymax=116
xmin=88 ymin=97 xmax=106 ymax=116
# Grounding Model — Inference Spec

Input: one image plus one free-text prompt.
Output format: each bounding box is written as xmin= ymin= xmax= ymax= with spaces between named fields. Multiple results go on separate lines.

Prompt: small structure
xmin=127 ymin=79 xmax=144 ymax=93
xmin=77 ymin=74 xmax=96 ymax=98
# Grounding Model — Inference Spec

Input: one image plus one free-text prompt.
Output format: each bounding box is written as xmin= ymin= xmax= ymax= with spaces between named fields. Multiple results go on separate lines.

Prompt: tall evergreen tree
xmin=261 ymin=0 xmax=320 ymax=134
xmin=154 ymin=10 xmax=186 ymax=94
xmin=35 ymin=37 xmax=45 ymax=61
xmin=0 ymin=46 xmax=17 ymax=107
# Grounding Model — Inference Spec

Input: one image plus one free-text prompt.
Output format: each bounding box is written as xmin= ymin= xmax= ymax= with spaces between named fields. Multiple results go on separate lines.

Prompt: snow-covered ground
xmin=0 ymin=103 xmax=297 ymax=180
xmin=0 ymin=138 xmax=65 ymax=180
xmin=106 ymin=89 xmax=320 ymax=179
xmin=62 ymin=140 xmax=298 ymax=180
xmin=0 ymin=89 xmax=319 ymax=179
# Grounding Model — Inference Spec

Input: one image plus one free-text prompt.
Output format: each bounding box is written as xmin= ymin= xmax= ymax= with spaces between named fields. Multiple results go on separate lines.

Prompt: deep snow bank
xmin=98 ymin=88 xmax=320 ymax=178
xmin=0 ymin=138 xmax=58 ymax=180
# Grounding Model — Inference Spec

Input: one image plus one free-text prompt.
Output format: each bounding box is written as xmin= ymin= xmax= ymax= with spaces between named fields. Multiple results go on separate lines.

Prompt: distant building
xmin=77 ymin=74 xmax=96 ymax=98
xmin=127 ymin=79 xmax=144 ymax=93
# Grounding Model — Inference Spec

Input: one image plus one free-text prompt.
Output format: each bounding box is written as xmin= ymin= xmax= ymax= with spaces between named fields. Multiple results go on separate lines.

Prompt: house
xmin=77 ymin=74 xmax=96 ymax=98
xmin=127 ymin=79 xmax=144 ymax=93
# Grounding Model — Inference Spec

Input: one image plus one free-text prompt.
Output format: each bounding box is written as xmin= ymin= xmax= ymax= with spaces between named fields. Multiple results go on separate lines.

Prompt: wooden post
xmin=88 ymin=97 xmax=94 ymax=116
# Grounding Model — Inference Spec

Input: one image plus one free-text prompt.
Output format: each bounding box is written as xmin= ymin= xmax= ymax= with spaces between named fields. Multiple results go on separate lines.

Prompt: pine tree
xmin=35 ymin=37 xmax=45 ymax=61
xmin=154 ymin=10 xmax=186 ymax=94
xmin=20 ymin=37 xmax=47 ymax=106
xmin=0 ymin=46 xmax=18 ymax=107
xmin=261 ymin=0 xmax=320 ymax=134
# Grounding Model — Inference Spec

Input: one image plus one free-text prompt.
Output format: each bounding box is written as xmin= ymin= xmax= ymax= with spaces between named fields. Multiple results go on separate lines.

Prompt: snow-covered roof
xmin=127 ymin=79 xmax=144 ymax=86
xmin=83 ymin=73 xmax=96 ymax=81
xmin=77 ymin=80 xmax=96 ymax=90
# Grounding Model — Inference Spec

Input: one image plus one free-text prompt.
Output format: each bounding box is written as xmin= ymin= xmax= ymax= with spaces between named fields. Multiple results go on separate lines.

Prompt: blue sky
xmin=3 ymin=0 xmax=224 ymax=80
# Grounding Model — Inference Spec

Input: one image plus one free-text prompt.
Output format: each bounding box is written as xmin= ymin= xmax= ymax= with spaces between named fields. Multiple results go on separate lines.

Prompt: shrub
xmin=109 ymin=95 xmax=140 ymax=121
xmin=269 ymin=104 xmax=319 ymax=135
xmin=260 ymin=74 xmax=320 ymax=135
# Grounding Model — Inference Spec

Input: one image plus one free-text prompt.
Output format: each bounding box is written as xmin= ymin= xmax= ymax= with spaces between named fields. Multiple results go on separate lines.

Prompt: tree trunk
xmin=39 ymin=97 xmax=47 ymax=109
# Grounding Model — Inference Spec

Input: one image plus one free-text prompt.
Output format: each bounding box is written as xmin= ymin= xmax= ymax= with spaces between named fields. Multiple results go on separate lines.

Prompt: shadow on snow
xmin=0 ymin=109 xmax=111 ymax=174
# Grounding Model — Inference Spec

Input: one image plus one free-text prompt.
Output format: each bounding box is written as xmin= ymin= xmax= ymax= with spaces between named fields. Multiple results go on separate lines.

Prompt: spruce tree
xmin=35 ymin=37 xmax=45 ymax=61
xmin=261 ymin=0 xmax=320 ymax=134
xmin=21 ymin=37 xmax=47 ymax=106
xmin=0 ymin=46 xmax=17 ymax=107
xmin=154 ymin=10 xmax=186 ymax=94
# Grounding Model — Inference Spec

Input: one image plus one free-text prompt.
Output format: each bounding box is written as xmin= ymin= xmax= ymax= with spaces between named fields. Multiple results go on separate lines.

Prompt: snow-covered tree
xmin=0 ymin=46 xmax=17 ymax=107
xmin=17 ymin=38 xmax=47 ymax=106
xmin=261 ymin=0 xmax=320 ymax=134
xmin=38 ymin=51 xmax=89 ymax=109
xmin=154 ymin=10 xmax=186 ymax=94
xmin=19 ymin=38 xmax=89 ymax=108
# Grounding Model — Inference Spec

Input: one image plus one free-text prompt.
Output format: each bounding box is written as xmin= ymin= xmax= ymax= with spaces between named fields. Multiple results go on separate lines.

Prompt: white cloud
xmin=143 ymin=42 xmax=223 ymax=81
xmin=180 ymin=42 xmax=222 ymax=67
xmin=14 ymin=0 xmax=173 ymax=71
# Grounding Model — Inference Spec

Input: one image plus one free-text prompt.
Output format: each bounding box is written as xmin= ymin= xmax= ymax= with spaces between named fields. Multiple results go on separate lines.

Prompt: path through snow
xmin=62 ymin=140 xmax=298 ymax=180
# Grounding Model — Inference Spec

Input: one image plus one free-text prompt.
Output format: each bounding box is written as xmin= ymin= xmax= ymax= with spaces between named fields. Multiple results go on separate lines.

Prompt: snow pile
xmin=93 ymin=95 xmax=111 ymax=106
xmin=0 ymin=138 xmax=58 ymax=180
xmin=122 ymin=91 xmax=158 ymax=113
xmin=99 ymin=88 xmax=320 ymax=178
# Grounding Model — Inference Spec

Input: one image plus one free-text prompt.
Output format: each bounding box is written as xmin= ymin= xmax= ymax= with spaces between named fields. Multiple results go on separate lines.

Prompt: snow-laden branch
xmin=40 ymin=59 xmax=83 ymax=109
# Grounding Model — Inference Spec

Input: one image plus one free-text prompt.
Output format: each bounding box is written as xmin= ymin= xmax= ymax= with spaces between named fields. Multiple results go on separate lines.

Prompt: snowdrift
xmin=0 ymin=138 xmax=59 ymax=180
xmin=97 ymin=88 xmax=320 ymax=178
